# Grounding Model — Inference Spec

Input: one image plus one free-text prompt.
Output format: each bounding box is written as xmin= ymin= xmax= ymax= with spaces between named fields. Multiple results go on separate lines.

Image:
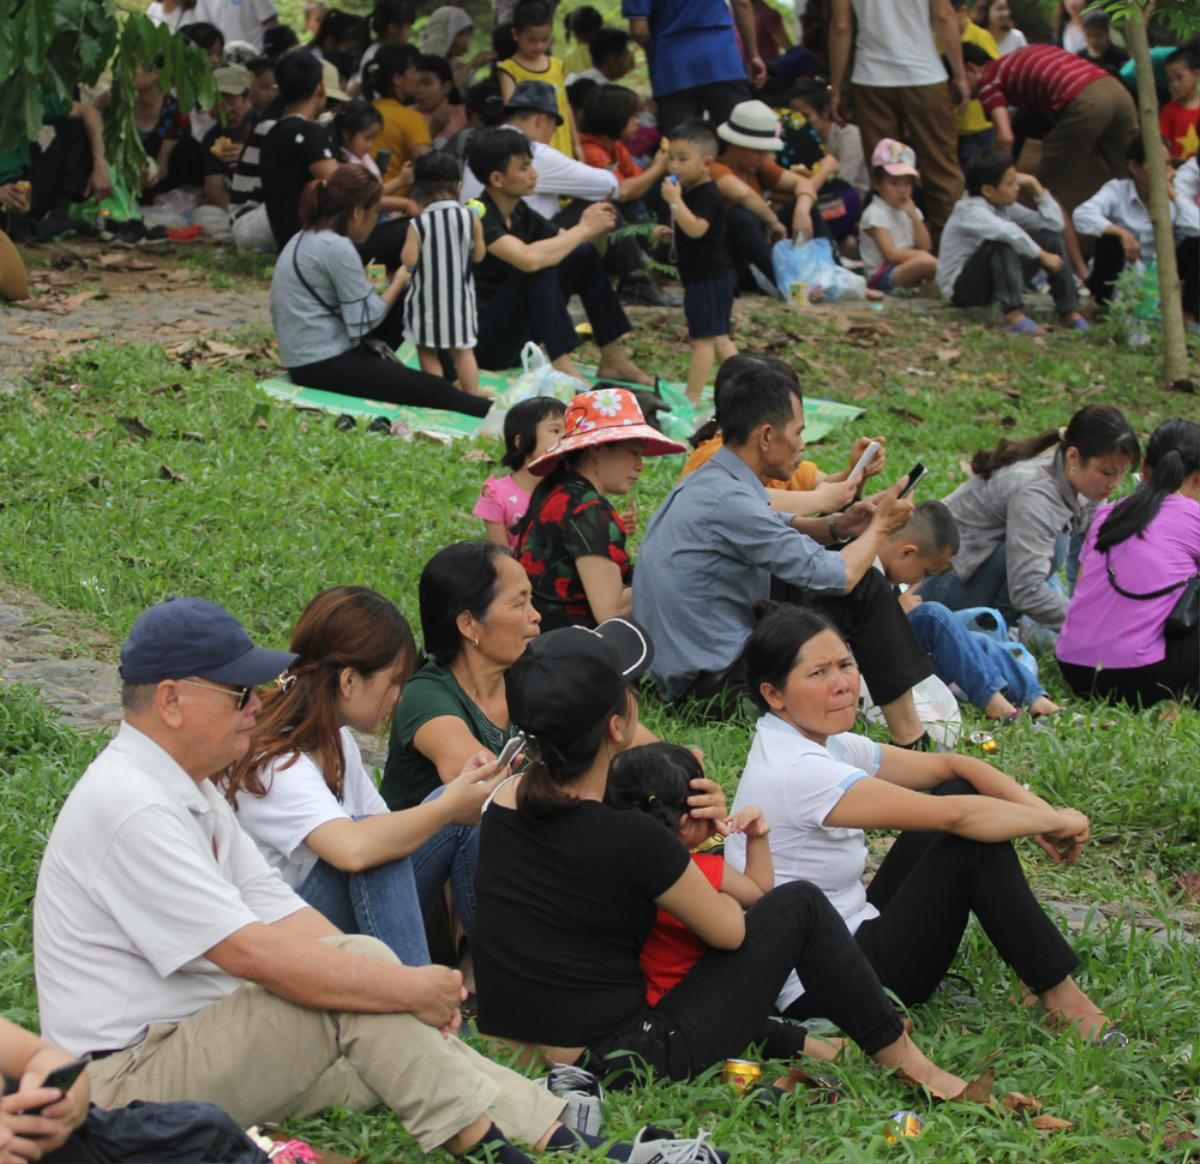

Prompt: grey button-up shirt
xmin=942 ymin=448 xmax=1093 ymax=630
xmin=633 ymin=446 xmax=848 ymax=700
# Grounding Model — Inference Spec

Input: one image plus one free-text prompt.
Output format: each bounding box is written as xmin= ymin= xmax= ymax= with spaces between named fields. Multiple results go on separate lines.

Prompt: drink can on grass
xmin=883 ymin=1110 xmax=923 ymax=1143
xmin=968 ymin=730 xmax=998 ymax=754
xmin=722 ymin=1059 xmax=762 ymax=1093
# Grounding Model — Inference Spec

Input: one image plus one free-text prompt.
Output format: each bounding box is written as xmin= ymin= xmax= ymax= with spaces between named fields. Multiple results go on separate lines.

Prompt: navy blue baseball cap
xmin=119 ymin=597 xmax=299 ymax=687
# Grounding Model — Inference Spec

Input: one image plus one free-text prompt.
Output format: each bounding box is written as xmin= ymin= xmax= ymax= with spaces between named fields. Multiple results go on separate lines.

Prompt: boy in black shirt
xmin=658 ymin=122 xmax=737 ymax=403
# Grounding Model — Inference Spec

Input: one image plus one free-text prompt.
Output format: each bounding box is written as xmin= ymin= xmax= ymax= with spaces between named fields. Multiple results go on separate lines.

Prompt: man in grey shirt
xmin=634 ymin=364 xmax=935 ymax=746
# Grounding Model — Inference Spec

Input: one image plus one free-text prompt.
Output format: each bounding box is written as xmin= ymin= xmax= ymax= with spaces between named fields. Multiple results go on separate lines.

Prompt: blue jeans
xmin=921 ymin=536 xmax=1068 ymax=626
xmin=909 ymin=602 xmax=1046 ymax=710
xmin=298 ymin=787 xmax=479 ymax=966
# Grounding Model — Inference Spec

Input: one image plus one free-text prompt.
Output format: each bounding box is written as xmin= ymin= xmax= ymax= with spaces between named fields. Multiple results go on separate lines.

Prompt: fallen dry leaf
xmin=1174 ymin=871 xmax=1200 ymax=902
xmin=1002 ymin=1091 xmax=1042 ymax=1115
xmin=935 ymin=347 xmax=961 ymax=363
xmin=1032 ymin=1114 xmax=1074 ymax=1132
xmin=78 ymin=427 xmax=103 ymax=440
xmin=888 ymin=406 xmax=925 ymax=426
xmin=256 ymin=416 xmax=269 ymax=429
xmin=1163 ymin=1131 xmax=1199 ymax=1147
xmin=158 ymin=464 xmax=185 ymax=483
xmin=956 ymin=1068 xmax=995 ymax=1104
xmin=202 ymin=339 xmax=252 ymax=358
xmin=462 ymin=448 xmax=493 ymax=462
xmin=117 ymin=416 xmax=153 ymax=439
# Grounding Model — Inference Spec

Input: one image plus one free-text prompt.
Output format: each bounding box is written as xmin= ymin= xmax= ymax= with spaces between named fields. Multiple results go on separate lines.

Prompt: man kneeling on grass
xmin=32 ymin=597 xmax=720 ymax=1164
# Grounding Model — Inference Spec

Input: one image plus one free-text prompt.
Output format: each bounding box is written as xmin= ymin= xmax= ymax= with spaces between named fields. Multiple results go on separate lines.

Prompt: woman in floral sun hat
xmin=513 ymin=387 xmax=686 ymax=631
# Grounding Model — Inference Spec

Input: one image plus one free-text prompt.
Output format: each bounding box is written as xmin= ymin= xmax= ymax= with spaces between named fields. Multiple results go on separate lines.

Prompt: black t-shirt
xmin=473 ymin=799 xmax=691 ymax=1046
xmin=261 ymin=115 xmax=335 ymax=249
xmin=473 ymin=190 xmax=559 ymax=306
xmin=673 ymin=180 xmax=732 ymax=285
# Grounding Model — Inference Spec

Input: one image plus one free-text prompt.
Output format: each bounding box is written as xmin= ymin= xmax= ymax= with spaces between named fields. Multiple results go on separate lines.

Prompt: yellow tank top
xmin=498 ymin=55 xmax=576 ymax=158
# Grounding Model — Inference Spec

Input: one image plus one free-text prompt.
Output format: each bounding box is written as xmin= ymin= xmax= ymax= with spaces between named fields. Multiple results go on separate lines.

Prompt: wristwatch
xmin=827 ymin=518 xmax=850 ymax=548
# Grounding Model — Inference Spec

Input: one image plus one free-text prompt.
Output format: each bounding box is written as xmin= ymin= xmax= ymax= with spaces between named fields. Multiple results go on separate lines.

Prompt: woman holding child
xmin=920 ymin=404 xmax=1140 ymax=632
xmin=222 ymin=586 xmax=498 ymax=965
xmin=473 ymin=619 xmax=974 ymax=1097
xmin=726 ymin=604 xmax=1125 ymax=1045
xmin=514 ymin=387 xmax=686 ymax=631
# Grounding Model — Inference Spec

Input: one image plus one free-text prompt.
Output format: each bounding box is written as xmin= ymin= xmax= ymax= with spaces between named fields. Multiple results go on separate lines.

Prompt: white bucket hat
xmin=716 ymin=100 xmax=784 ymax=151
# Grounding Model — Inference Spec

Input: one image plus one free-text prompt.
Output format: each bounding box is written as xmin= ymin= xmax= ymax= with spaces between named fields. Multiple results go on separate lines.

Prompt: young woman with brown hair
xmin=269 ymin=163 xmax=490 ymax=416
xmin=220 ymin=585 xmax=507 ymax=964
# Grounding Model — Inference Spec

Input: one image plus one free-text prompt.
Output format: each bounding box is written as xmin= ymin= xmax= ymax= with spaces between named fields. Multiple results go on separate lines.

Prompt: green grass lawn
xmin=1 ymin=277 xmax=1198 ymax=1160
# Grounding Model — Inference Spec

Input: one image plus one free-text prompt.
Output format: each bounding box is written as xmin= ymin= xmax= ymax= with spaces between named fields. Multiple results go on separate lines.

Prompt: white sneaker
xmin=538 ymin=1065 xmax=603 ymax=1136
xmin=626 ymin=1126 xmax=726 ymax=1164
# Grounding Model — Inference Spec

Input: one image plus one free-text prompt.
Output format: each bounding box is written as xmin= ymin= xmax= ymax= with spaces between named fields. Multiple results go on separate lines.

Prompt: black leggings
xmin=581 ymin=881 xmax=905 ymax=1086
xmin=785 ymin=780 xmax=1079 ymax=1019
xmin=1058 ymin=625 xmax=1199 ymax=706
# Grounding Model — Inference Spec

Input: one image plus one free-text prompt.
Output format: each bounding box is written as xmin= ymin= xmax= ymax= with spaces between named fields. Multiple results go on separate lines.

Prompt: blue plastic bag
xmin=771 ymin=237 xmax=867 ymax=304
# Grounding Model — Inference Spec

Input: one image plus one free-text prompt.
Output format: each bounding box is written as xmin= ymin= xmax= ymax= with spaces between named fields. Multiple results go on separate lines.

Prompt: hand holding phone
xmin=495 ymin=731 xmax=527 ymax=772
xmin=27 ymin=1055 xmax=90 ymax=1114
xmin=898 ymin=461 xmax=926 ymax=499
xmin=848 ymin=440 xmax=882 ymax=485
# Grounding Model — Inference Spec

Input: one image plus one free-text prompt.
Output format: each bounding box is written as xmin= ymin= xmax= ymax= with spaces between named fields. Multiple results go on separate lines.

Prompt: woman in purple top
xmin=1057 ymin=419 xmax=1200 ymax=705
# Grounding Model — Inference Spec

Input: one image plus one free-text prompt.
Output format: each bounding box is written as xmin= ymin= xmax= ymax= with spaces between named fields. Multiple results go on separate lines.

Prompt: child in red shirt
xmin=606 ymin=743 xmax=843 ymax=1062
xmin=1161 ymin=48 xmax=1200 ymax=160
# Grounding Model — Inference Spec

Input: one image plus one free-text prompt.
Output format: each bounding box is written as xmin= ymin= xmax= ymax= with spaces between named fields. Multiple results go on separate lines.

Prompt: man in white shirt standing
xmin=828 ymin=0 xmax=968 ymax=238
xmin=33 ymin=597 xmax=573 ymax=1163
xmin=1073 ymin=135 xmax=1200 ymax=320
xmin=196 ymin=0 xmax=280 ymax=53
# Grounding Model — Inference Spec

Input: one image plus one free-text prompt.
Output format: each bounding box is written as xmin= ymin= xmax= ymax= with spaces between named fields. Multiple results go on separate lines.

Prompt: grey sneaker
xmin=538 ymin=1064 xmax=603 ymax=1136
xmin=627 ymin=1126 xmax=727 ymax=1164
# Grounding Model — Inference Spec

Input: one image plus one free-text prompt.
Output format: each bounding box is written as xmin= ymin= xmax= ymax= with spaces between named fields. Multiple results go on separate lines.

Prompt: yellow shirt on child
xmin=497 ymin=56 xmax=576 ymax=158
xmin=958 ymin=23 xmax=1000 ymax=136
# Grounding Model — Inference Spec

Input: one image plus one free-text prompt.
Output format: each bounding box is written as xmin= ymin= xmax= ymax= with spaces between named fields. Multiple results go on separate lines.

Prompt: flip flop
xmin=1001 ymin=317 xmax=1047 ymax=336
xmin=1063 ymin=317 xmax=1090 ymax=331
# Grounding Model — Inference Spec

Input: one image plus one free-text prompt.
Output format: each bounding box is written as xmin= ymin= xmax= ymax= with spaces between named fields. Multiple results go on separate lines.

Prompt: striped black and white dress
xmin=403 ymin=199 xmax=478 ymax=350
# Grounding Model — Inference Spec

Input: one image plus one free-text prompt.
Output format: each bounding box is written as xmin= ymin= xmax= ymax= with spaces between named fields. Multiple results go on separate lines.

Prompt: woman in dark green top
xmin=382 ymin=541 xmax=538 ymax=809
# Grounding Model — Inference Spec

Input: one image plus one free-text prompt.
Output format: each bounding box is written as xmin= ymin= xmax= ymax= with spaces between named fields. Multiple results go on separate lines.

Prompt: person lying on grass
xmin=472 ymin=618 xmax=974 ymax=1099
xmin=726 ymin=603 xmax=1127 ymax=1047
xmin=221 ymin=586 xmax=497 ymax=971
xmin=605 ymin=741 xmax=843 ymax=1063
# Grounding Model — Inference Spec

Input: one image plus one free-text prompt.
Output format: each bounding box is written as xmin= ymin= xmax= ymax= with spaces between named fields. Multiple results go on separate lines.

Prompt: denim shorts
xmin=867 ymin=261 xmax=898 ymax=292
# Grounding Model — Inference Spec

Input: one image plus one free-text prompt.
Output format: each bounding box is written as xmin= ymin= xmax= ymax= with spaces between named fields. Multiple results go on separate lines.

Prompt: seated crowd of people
xmin=3 ymin=0 xmax=1200 ymax=409
xmin=5 ymin=356 xmax=1197 ymax=1161
xmin=1 ymin=4 xmax=1199 ymax=1157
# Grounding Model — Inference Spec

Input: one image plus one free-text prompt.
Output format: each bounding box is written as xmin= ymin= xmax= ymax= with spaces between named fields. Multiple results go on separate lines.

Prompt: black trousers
xmin=1058 ymin=626 xmax=1199 ymax=706
xmin=785 ymin=779 xmax=1079 ymax=1017
xmin=288 ymin=299 xmax=490 ymax=417
xmin=726 ymin=202 xmax=835 ymax=293
xmin=581 ymin=881 xmax=905 ymax=1086
xmin=775 ymin=568 xmax=935 ymax=707
xmin=656 ymin=80 xmax=752 ymax=137
xmin=474 ymin=242 xmax=631 ymax=370
xmin=951 ymin=230 xmax=1079 ymax=315
xmin=355 ymin=216 xmax=411 ymax=271
xmin=1088 ymin=233 xmax=1200 ymax=320
xmin=554 ymin=200 xmax=645 ymax=285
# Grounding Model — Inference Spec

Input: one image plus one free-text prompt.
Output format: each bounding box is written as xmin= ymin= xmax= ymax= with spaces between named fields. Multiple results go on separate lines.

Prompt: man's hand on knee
xmin=404 ymin=965 xmax=467 ymax=1036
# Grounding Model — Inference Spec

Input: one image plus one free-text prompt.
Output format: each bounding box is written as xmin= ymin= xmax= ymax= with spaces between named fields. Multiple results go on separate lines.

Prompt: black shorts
xmin=683 ymin=271 xmax=736 ymax=340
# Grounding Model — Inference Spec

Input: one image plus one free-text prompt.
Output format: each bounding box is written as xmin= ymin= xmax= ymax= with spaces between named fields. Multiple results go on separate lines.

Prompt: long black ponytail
xmin=1096 ymin=419 xmax=1200 ymax=552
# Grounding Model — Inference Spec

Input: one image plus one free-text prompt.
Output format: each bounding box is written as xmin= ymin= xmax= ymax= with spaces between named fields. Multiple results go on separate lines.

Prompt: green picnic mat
xmin=257 ymin=342 xmax=864 ymax=444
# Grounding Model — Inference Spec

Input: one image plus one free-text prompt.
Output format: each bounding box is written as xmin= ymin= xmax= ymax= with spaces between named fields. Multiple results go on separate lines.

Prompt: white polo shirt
xmin=726 ymin=714 xmax=882 ymax=1010
xmin=234 ymin=727 xmax=389 ymax=890
xmin=34 ymin=721 xmax=306 ymax=1056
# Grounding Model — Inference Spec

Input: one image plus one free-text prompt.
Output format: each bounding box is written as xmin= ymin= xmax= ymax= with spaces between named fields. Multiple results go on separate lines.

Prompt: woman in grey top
xmin=920 ymin=405 xmax=1140 ymax=631
xmin=270 ymin=163 xmax=490 ymax=416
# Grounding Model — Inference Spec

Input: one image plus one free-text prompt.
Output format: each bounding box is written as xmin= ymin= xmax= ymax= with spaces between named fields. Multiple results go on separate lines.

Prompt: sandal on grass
xmin=1001 ymin=317 xmax=1047 ymax=336
xmin=1063 ymin=316 xmax=1090 ymax=331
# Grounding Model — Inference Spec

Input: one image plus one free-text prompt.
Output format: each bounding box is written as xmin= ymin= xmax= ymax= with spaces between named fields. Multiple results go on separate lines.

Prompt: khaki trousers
xmin=852 ymin=81 xmax=964 ymax=238
xmin=1038 ymin=76 xmax=1139 ymax=213
xmin=87 ymin=936 xmax=564 ymax=1154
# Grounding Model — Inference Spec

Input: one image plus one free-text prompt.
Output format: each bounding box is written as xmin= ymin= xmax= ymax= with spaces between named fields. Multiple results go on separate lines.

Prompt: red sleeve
xmin=694 ymin=851 xmax=725 ymax=889
xmin=977 ymin=61 xmax=1006 ymax=112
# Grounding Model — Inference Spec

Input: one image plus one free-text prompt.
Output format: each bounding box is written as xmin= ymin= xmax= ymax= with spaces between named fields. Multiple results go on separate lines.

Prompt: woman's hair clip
xmin=646 ymin=793 xmax=657 ymax=805
xmin=276 ymin=671 xmax=297 ymax=693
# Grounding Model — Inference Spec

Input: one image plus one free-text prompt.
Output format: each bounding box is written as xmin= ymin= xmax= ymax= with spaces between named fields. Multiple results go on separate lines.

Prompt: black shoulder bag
xmin=1104 ymin=551 xmax=1199 ymax=639
xmin=290 ymin=235 xmax=400 ymax=363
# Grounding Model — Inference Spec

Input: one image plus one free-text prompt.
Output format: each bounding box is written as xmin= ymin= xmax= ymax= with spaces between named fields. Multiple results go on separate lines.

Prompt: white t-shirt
xmin=850 ymin=0 xmax=947 ymax=88
xmin=858 ymin=198 xmax=922 ymax=272
xmin=995 ymin=28 xmax=1028 ymax=57
xmin=195 ymin=0 xmax=278 ymax=52
xmin=235 ymin=727 xmax=389 ymax=889
xmin=726 ymin=715 xmax=882 ymax=1010
xmin=147 ymin=1 xmax=200 ymax=31
xmin=1060 ymin=24 xmax=1086 ymax=55
xmin=34 ymin=722 xmax=306 ymax=1055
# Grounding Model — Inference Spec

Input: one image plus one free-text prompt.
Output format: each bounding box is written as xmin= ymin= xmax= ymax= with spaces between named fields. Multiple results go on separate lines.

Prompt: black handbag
xmin=1105 ymin=552 xmax=1199 ymax=639
xmin=291 ymin=236 xmax=399 ymax=363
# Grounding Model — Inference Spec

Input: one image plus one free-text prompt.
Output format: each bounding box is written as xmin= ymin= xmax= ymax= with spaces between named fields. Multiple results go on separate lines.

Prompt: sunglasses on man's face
xmin=178 ymin=678 xmax=255 ymax=710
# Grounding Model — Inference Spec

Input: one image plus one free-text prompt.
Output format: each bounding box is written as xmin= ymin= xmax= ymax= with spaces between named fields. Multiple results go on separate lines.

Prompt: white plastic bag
xmin=771 ymin=237 xmax=867 ymax=304
xmin=860 ymin=673 xmax=963 ymax=749
xmin=497 ymin=342 xmax=588 ymax=409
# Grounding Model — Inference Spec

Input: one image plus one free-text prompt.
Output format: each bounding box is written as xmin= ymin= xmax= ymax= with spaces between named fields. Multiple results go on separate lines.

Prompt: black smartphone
xmin=898 ymin=462 xmax=927 ymax=499
xmin=375 ymin=147 xmax=392 ymax=174
xmin=29 ymin=1055 xmax=90 ymax=1113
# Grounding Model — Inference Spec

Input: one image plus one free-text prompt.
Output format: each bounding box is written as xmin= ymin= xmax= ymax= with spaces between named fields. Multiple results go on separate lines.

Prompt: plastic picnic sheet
xmin=257 ymin=342 xmax=864 ymax=444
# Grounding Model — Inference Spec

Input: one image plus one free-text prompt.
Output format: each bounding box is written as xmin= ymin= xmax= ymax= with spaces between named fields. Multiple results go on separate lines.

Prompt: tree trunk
xmin=1122 ymin=4 xmax=1193 ymax=390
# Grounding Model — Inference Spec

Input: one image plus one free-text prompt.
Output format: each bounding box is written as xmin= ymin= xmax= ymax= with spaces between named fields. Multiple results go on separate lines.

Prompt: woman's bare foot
xmin=596 ymin=344 xmax=654 ymax=386
xmin=551 ymin=355 xmax=587 ymax=383
xmin=1039 ymin=977 xmax=1113 ymax=1042
xmin=804 ymin=1034 xmax=846 ymax=1062
xmin=984 ymin=691 xmax=1019 ymax=719
xmin=872 ymin=1032 xmax=967 ymax=1100
xmin=1030 ymin=696 xmax=1062 ymax=716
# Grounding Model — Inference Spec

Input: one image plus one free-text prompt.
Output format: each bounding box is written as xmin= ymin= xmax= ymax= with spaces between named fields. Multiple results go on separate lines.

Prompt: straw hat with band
xmin=716 ymin=100 xmax=784 ymax=152
xmin=527 ymin=387 xmax=686 ymax=477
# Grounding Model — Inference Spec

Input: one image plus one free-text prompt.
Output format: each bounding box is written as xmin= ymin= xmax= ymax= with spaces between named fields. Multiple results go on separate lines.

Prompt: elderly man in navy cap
xmin=32 ymin=598 xmax=621 ymax=1164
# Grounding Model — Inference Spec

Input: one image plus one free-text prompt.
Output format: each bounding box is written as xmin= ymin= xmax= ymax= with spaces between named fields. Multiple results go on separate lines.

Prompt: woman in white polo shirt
xmin=726 ymin=604 xmax=1127 ymax=1046
xmin=220 ymin=585 xmax=505 ymax=965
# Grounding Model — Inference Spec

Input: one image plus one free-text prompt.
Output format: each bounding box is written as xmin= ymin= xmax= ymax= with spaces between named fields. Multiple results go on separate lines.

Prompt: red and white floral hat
xmin=528 ymin=386 xmax=686 ymax=477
